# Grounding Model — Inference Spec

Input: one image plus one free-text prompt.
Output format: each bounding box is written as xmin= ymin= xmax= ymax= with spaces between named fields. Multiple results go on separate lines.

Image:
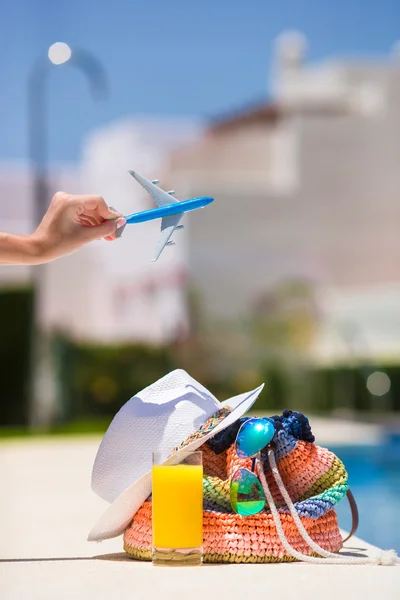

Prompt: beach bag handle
xmin=342 ymin=489 xmax=359 ymax=543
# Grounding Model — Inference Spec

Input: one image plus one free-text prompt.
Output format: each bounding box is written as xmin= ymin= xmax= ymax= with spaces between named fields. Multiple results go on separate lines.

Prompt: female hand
xmin=0 ymin=191 xmax=126 ymax=265
xmin=33 ymin=191 xmax=126 ymax=262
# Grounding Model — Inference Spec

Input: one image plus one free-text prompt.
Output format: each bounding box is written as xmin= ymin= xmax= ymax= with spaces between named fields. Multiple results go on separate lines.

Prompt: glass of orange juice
xmin=152 ymin=451 xmax=203 ymax=565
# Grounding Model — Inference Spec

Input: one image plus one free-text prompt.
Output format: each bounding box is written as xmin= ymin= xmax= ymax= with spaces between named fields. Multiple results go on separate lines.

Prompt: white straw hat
xmin=88 ymin=369 xmax=264 ymax=541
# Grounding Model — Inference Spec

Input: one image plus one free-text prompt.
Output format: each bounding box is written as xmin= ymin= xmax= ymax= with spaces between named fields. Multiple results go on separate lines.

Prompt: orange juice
xmin=152 ymin=463 xmax=203 ymax=549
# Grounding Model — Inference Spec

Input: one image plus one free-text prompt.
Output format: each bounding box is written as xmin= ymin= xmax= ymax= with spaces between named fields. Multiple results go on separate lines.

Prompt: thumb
xmin=82 ymin=218 xmax=126 ymax=241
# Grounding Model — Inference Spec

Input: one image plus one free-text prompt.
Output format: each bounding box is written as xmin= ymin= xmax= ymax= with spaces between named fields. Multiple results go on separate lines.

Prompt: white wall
xmin=47 ymin=116 xmax=205 ymax=343
xmin=313 ymin=283 xmax=400 ymax=364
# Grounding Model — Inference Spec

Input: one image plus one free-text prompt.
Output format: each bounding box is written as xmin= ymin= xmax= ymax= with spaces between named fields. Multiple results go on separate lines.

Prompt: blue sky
xmin=1 ymin=0 xmax=399 ymax=163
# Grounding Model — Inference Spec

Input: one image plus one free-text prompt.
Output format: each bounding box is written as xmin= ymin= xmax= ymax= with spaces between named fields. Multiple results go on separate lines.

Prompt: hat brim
xmin=87 ymin=383 xmax=264 ymax=541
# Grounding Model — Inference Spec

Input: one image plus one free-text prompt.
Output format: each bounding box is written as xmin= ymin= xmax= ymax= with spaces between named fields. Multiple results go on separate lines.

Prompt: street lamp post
xmin=28 ymin=42 xmax=108 ymax=427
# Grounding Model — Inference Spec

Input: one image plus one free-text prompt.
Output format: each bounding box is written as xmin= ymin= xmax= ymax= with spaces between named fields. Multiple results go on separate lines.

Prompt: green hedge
xmin=1 ymin=287 xmax=399 ymax=429
xmin=255 ymin=363 xmax=400 ymax=414
xmin=0 ymin=287 xmax=34 ymax=426
xmin=55 ymin=337 xmax=400 ymax=420
xmin=53 ymin=335 xmax=176 ymax=421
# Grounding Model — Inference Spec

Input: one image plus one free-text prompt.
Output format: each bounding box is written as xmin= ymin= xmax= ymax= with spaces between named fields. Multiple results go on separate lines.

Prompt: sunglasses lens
xmin=235 ymin=418 xmax=275 ymax=459
xmin=230 ymin=468 xmax=266 ymax=516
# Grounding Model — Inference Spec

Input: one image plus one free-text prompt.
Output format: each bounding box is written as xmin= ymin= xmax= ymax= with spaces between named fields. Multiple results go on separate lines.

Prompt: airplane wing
xmin=152 ymin=213 xmax=183 ymax=261
xmin=128 ymin=170 xmax=179 ymax=207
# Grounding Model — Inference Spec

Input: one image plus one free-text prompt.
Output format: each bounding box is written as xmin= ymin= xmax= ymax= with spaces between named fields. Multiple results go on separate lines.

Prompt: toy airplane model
xmin=117 ymin=170 xmax=214 ymax=261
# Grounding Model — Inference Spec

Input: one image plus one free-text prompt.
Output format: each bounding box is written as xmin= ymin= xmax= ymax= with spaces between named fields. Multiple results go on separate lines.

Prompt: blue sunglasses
xmin=230 ymin=418 xmax=275 ymax=516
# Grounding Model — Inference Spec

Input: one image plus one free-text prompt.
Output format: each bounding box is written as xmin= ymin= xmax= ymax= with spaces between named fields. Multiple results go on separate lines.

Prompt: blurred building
xmin=2 ymin=33 xmax=399 ymax=360
xmin=0 ymin=120 xmax=196 ymax=344
xmin=40 ymin=118 xmax=204 ymax=343
xmin=166 ymin=32 xmax=400 ymax=363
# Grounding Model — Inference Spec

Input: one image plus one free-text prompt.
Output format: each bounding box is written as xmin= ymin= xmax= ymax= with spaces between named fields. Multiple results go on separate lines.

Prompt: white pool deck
xmin=0 ymin=427 xmax=399 ymax=600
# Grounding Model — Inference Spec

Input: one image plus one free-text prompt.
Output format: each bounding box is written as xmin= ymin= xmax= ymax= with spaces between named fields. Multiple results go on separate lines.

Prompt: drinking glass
xmin=152 ymin=450 xmax=203 ymax=565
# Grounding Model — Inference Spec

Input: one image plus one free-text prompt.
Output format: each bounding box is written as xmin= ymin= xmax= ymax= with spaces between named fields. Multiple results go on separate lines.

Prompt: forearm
xmin=0 ymin=232 xmax=43 ymax=265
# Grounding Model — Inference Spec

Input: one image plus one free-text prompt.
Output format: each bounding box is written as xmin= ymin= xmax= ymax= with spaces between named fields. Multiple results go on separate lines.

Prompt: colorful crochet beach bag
xmin=124 ymin=410 xmax=370 ymax=564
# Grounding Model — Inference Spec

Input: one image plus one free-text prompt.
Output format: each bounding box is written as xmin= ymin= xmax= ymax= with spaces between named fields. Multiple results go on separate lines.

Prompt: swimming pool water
xmin=330 ymin=442 xmax=400 ymax=553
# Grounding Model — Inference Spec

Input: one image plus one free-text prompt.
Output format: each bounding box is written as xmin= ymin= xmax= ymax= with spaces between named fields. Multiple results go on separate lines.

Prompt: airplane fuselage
xmin=124 ymin=196 xmax=214 ymax=224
